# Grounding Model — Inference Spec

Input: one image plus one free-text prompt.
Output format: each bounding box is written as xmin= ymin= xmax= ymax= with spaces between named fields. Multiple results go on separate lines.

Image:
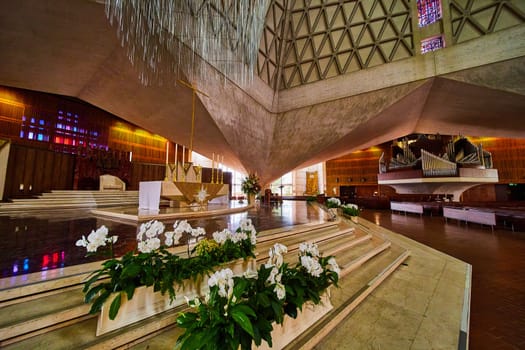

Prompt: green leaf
xmin=177 ymin=312 xmax=198 ymax=328
xmin=271 ymin=300 xmax=284 ymax=324
xmin=232 ymin=304 xmax=256 ymax=318
xmin=120 ymin=262 xmax=141 ymax=279
xmin=176 ymin=330 xmax=205 ymax=350
xmin=82 ymin=271 xmax=105 ymax=292
xmin=257 ymin=292 xmax=270 ymax=307
xmin=108 ymin=293 xmax=122 ymax=320
xmin=90 ymin=290 xmax=111 ymax=314
xmin=284 ymin=303 xmax=298 ymax=318
xmin=231 ymin=308 xmax=254 ymax=337
xmin=233 ymin=277 xmax=248 ymax=298
xmin=84 ymin=283 xmax=105 ymax=303
xmin=124 ymin=284 xmax=135 ymax=300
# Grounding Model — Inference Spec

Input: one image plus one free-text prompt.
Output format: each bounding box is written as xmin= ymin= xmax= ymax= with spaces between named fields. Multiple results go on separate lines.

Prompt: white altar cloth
xmin=139 ymin=181 xmax=162 ymax=210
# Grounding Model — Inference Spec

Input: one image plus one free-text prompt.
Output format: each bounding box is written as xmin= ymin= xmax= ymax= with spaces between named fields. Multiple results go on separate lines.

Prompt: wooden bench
xmin=443 ymin=207 xmax=496 ymax=231
xmin=390 ymin=202 xmax=423 ymax=217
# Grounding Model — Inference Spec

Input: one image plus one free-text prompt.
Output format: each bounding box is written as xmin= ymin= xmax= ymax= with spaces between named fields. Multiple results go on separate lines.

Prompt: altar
xmin=139 ymin=181 xmax=229 ymax=210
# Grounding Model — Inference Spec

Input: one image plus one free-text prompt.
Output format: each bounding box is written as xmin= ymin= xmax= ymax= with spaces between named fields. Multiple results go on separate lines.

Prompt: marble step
xmin=255 ymin=226 xmax=355 ymax=261
xmin=124 ymin=238 xmax=408 ymax=349
xmin=0 ymin=223 xmax=348 ymax=341
xmin=0 ymin=222 xmax=338 ymax=304
xmin=0 ymin=289 xmax=90 ymax=345
xmin=5 ymin=199 xmax=138 ymax=206
xmin=286 ymin=245 xmax=410 ymax=350
xmin=0 ymin=222 xmax=381 ymax=349
xmin=0 ymin=191 xmax=139 ymax=212
xmin=1 ymin=304 xmax=183 ymax=350
xmin=0 ymin=199 xmax=139 ymax=211
xmin=42 ymin=190 xmax=139 ymax=195
xmin=256 ymin=221 xmax=340 ymax=243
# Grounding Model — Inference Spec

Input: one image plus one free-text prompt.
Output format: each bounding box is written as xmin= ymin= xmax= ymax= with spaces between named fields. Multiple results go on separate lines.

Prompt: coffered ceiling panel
xmin=258 ymin=0 xmax=414 ymax=90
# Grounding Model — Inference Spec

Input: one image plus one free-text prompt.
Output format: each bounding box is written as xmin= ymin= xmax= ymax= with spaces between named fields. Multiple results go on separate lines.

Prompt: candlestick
xmin=211 ymin=153 xmax=215 ymax=183
xmin=165 ymin=141 xmax=169 ymax=164
xmin=221 ymin=155 xmax=224 ymax=184
xmin=174 ymin=145 xmax=178 ymax=181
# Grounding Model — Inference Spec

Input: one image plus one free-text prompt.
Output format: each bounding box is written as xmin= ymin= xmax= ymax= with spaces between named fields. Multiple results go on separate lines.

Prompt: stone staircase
xmin=0 ymin=217 xmax=409 ymax=349
xmin=0 ymin=190 xmax=139 ymax=212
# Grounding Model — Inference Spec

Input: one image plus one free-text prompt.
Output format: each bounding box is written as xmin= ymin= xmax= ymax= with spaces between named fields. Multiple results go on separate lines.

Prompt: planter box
xmin=96 ymin=258 xmax=256 ymax=336
xmin=255 ymin=290 xmax=333 ymax=350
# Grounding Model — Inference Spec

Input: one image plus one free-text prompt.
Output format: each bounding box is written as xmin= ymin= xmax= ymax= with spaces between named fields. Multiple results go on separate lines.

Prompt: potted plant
xmin=241 ymin=173 xmax=261 ymax=204
xmin=341 ymin=203 xmax=360 ymax=223
xmin=326 ymin=197 xmax=341 ymax=218
xmin=175 ymin=242 xmax=340 ymax=350
xmin=76 ymin=219 xmax=258 ymax=335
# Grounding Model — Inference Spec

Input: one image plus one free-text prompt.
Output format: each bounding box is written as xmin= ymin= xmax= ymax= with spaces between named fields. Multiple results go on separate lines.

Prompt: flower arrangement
xmin=175 ymin=241 xmax=340 ymax=350
xmin=341 ymin=203 xmax=360 ymax=216
xmin=241 ymin=173 xmax=261 ymax=195
xmin=75 ymin=225 xmax=118 ymax=256
xmin=78 ymin=219 xmax=257 ymax=320
xmin=326 ymin=197 xmax=341 ymax=208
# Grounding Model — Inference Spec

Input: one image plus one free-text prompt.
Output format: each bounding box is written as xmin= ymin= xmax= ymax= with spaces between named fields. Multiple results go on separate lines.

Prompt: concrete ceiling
xmin=0 ymin=1 xmax=524 ymax=185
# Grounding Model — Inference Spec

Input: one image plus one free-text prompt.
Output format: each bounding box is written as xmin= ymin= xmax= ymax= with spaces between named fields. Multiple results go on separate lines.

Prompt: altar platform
xmin=91 ymin=201 xmax=254 ymax=222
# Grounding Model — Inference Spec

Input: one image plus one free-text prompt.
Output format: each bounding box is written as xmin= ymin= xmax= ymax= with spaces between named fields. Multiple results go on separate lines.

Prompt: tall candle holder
xmin=168 ymin=163 xmax=177 ymax=182
xmin=164 ymin=164 xmax=170 ymax=182
xmin=182 ymin=162 xmax=192 ymax=182
xmin=193 ymin=165 xmax=202 ymax=183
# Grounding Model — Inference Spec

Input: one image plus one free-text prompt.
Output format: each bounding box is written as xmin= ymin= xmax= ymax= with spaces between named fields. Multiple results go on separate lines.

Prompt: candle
xmin=182 ymin=145 xmax=185 ymax=164
xmin=174 ymin=144 xmax=178 ymax=164
xmin=221 ymin=155 xmax=224 ymax=183
xmin=165 ymin=141 xmax=169 ymax=164
xmin=211 ymin=153 xmax=215 ymax=183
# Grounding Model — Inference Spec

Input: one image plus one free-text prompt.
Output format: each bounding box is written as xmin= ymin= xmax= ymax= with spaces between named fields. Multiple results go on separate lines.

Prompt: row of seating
xmin=390 ymin=200 xmax=525 ymax=232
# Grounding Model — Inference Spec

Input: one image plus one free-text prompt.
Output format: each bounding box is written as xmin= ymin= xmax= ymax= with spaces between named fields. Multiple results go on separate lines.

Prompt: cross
xmin=177 ymin=79 xmax=209 ymax=162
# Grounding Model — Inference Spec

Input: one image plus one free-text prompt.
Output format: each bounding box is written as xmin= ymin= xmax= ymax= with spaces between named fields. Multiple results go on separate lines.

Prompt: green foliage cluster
xmin=326 ymin=197 xmax=341 ymax=208
xmin=241 ymin=173 xmax=261 ymax=195
xmin=341 ymin=203 xmax=360 ymax=216
xmin=175 ymin=250 xmax=339 ymax=350
xmin=83 ymin=235 xmax=256 ymax=320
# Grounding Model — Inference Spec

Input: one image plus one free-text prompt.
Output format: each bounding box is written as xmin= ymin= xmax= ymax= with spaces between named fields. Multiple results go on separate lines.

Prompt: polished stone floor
xmin=0 ymin=201 xmax=324 ymax=278
xmin=1 ymin=202 xmax=523 ymax=349
xmin=361 ymin=209 xmax=525 ymax=350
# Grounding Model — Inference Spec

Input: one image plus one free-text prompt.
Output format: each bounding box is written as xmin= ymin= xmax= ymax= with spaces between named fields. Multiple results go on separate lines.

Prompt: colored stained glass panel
xmin=421 ymin=36 xmax=445 ymax=53
xmin=417 ymin=0 xmax=442 ymax=27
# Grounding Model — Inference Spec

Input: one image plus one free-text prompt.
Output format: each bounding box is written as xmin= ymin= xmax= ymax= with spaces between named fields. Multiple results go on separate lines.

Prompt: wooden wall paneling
xmin=461 ymin=184 xmax=497 ymax=202
xmin=129 ymin=163 xmax=140 ymax=190
xmin=129 ymin=163 xmax=165 ymax=190
xmin=10 ymin=146 xmax=26 ymax=198
xmin=51 ymin=152 xmax=64 ymax=190
xmin=23 ymin=147 xmax=36 ymax=196
xmin=326 ymin=145 xmax=387 ymax=197
xmin=469 ymin=137 xmax=525 ymax=184
xmin=3 ymin=148 xmax=16 ymax=200
xmin=32 ymin=149 xmax=47 ymax=194
xmin=42 ymin=150 xmax=56 ymax=192
xmin=55 ymin=153 xmax=74 ymax=190
xmin=63 ymin=153 xmax=75 ymax=190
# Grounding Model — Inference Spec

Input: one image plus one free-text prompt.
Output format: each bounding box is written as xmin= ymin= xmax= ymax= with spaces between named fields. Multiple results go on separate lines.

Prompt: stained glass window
xmin=417 ymin=0 xmax=442 ymax=27
xmin=421 ymin=36 xmax=445 ymax=53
